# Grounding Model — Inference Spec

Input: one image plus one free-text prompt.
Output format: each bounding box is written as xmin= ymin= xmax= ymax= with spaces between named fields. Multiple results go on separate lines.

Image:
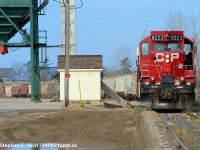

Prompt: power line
xmin=75 ymin=0 xmax=83 ymax=9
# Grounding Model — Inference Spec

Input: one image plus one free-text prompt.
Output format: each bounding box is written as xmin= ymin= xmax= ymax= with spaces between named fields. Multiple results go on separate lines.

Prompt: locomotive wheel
xmin=183 ymin=94 xmax=195 ymax=111
xmin=140 ymin=94 xmax=152 ymax=110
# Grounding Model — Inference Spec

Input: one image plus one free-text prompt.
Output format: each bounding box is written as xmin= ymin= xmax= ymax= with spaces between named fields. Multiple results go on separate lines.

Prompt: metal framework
xmin=0 ymin=0 xmax=49 ymax=102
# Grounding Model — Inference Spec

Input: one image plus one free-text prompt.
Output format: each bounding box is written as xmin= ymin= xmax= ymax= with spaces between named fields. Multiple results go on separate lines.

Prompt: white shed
xmin=58 ymin=55 xmax=103 ymax=101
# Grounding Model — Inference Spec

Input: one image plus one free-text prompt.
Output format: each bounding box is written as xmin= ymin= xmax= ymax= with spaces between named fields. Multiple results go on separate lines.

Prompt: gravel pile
xmin=161 ymin=113 xmax=200 ymax=150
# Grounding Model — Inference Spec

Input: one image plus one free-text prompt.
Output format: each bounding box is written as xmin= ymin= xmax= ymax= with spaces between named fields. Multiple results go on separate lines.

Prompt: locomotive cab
xmin=137 ymin=31 xmax=196 ymax=110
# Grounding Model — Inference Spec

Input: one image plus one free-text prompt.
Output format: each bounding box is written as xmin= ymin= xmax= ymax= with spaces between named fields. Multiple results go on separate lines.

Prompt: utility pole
xmin=63 ymin=0 xmax=70 ymax=107
xmin=61 ymin=0 xmax=76 ymax=55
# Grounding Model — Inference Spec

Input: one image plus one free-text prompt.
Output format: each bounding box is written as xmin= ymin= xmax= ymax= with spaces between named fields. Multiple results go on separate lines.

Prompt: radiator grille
xmin=162 ymin=75 xmax=174 ymax=84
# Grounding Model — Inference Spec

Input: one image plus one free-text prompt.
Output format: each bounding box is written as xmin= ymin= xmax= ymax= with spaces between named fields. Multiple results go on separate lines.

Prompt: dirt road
xmin=0 ymin=100 xmax=173 ymax=150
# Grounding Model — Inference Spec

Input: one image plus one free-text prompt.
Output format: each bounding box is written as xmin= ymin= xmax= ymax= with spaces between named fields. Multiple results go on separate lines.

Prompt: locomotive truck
xmin=137 ymin=31 xmax=196 ymax=110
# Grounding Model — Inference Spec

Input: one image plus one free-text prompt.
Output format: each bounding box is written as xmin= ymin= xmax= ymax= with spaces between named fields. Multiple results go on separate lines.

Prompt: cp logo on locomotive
xmin=155 ymin=53 xmax=179 ymax=62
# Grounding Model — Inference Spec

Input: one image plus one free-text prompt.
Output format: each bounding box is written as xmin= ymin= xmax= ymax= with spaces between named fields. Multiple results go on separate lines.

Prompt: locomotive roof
xmin=139 ymin=30 xmax=193 ymax=43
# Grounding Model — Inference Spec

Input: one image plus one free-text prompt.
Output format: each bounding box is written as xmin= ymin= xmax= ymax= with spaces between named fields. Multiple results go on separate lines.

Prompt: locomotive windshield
xmin=152 ymin=43 xmax=181 ymax=51
xmin=153 ymin=43 xmax=165 ymax=50
xmin=168 ymin=43 xmax=181 ymax=50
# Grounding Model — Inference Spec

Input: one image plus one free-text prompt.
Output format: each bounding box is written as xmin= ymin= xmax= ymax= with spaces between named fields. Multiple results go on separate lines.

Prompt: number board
xmin=170 ymin=35 xmax=183 ymax=41
xmin=151 ymin=35 xmax=164 ymax=41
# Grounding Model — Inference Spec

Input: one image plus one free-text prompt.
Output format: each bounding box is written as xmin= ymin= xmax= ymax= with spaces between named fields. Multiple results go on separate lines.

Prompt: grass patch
xmin=85 ymin=100 xmax=91 ymax=104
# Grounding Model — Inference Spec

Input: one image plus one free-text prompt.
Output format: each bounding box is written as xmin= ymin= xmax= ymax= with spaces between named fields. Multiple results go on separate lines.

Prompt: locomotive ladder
xmin=101 ymin=80 xmax=129 ymax=108
xmin=139 ymin=65 xmax=150 ymax=81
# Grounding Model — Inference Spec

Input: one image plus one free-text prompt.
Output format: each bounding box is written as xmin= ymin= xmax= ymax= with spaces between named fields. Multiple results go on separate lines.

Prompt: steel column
xmin=30 ymin=0 xmax=40 ymax=102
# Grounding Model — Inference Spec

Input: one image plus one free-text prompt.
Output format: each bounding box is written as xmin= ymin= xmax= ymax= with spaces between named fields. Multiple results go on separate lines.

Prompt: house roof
xmin=0 ymin=68 xmax=16 ymax=77
xmin=57 ymin=55 xmax=103 ymax=70
xmin=6 ymin=74 xmax=30 ymax=82
xmin=40 ymin=67 xmax=59 ymax=81
xmin=40 ymin=67 xmax=58 ymax=75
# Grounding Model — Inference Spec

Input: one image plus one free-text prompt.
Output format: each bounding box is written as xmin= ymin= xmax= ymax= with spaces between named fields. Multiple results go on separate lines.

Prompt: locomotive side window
xmin=152 ymin=43 xmax=165 ymax=50
xmin=142 ymin=43 xmax=149 ymax=56
xmin=168 ymin=43 xmax=181 ymax=50
xmin=184 ymin=44 xmax=193 ymax=69
xmin=184 ymin=44 xmax=192 ymax=55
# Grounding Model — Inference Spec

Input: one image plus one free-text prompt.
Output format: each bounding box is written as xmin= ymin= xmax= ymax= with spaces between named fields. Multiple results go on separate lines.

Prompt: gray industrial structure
xmin=61 ymin=0 xmax=76 ymax=55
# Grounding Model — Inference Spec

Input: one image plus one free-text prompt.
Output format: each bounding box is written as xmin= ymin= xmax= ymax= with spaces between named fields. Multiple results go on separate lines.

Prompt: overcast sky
xmin=0 ymin=0 xmax=200 ymax=69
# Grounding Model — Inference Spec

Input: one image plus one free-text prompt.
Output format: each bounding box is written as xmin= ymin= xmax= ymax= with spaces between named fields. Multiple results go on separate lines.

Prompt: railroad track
xmin=165 ymin=123 xmax=188 ymax=150
xmin=184 ymin=111 xmax=200 ymax=120
xmin=158 ymin=113 xmax=189 ymax=150
xmin=159 ymin=111 xmax=200 ymax=150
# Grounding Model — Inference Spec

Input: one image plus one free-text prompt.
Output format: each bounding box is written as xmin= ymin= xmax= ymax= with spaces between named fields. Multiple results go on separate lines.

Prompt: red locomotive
xmin=137 ymin=31 xmax=196 ymax=110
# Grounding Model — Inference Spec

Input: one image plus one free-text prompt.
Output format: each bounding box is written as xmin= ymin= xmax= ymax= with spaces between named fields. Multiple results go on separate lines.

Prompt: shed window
xmin=142 ymin=43 xmax=149 ymax=56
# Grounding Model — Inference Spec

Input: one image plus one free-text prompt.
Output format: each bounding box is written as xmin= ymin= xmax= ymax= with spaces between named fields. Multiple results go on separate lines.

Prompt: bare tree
xmin=165 ymin=11 xmax=188 ymax=33
xmin=165 ymin=11 xmax=200 ymax=44
xmin=187 ymin=13 xmax=200 ymax=44
xmin=165 ymin=11 xmax=200 ymax=86
xmin=110 ymin=45 xmax=134 ymax=72
xmin=103 ymin=66 xmax=119 ymax=78
xmin=11 ymin=62 xmax=27 ymax=75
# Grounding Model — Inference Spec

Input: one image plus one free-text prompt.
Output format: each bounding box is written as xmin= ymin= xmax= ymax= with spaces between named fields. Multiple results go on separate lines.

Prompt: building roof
xmin=6 ymin=74 xmax=30 ymax=82
xmin=40 ymin=67 xmax=58 ymax=75
xmin=0 ymin=68 xmax=16 ymax=77
xmin=57 ymin=55 xmax=103 ymax=69
xmin=40 ymin=67 xmax=59 ymax=81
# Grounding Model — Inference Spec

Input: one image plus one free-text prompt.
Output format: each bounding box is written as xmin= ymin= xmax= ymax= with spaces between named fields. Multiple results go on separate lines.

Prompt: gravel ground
xmin=161 ymin=113 xmax=200 ymax=150
xmin=0 ymin=98 xmax=177 ymax=150
xmin=142 ymin=111 xmax=174 ymax=150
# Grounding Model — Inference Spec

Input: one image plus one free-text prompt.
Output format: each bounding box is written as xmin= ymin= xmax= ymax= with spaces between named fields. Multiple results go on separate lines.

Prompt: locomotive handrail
xmin=139 ymin=64 xmax=162 ymax=81
xmin=173 ymin=64 xmax=196 ymax=79
xmin=174 ymin=64 xmax=194 ymax=70
xmin=140 ymin=64 xmax=162 ymax=70
xmin=174 ymin=65 xmax=195 ymax=71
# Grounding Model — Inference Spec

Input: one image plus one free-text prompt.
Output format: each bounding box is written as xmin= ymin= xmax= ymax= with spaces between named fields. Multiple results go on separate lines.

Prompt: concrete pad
xmin=0 ymin=98 xmax=64 ymax=110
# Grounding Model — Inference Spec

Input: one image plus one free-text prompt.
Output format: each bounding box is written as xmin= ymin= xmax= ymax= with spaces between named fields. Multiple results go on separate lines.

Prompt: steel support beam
xmin=0 ymin=8 xmax=30 ymax=43
xmin=30 ymin=0 xmax=40 ymax=102
xmin=0 ymin=42 xmax=30 ymax=47
xmin=37 ymin=0 xmax=49 ymax=13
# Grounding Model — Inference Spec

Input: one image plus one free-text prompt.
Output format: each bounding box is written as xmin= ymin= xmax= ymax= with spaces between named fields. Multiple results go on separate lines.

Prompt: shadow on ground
xmin=104 ymin=102 xmax=123 ymax=109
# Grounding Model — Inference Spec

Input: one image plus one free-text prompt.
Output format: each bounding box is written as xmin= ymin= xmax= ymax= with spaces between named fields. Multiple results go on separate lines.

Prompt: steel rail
xmin=166 ymin=123 xmax=188 ymax=150
xmin=185 ymin=112 xmax=200 ymax=120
